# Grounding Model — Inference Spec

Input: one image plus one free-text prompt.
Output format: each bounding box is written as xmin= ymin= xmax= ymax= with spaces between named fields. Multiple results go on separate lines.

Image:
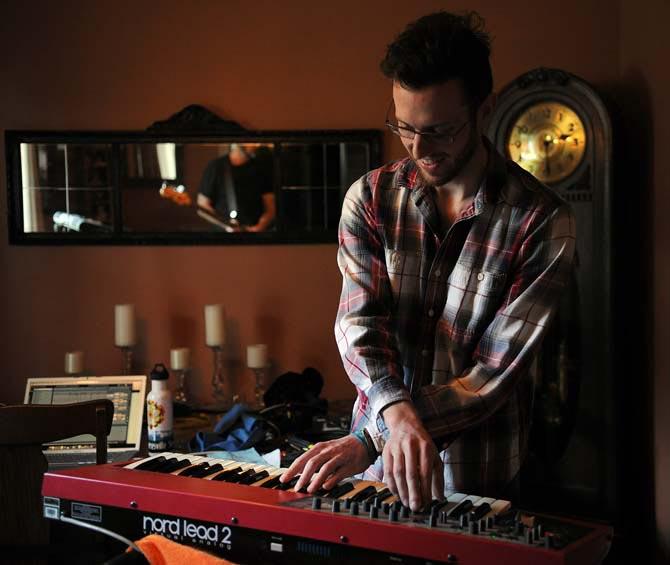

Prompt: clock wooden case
xmin=487 ymin=68 xmax=615 ymax=519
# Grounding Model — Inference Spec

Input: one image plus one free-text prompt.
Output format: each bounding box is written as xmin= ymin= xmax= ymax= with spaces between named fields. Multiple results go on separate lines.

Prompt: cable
xmin=58 ymin=513 xmax=146 ymax=557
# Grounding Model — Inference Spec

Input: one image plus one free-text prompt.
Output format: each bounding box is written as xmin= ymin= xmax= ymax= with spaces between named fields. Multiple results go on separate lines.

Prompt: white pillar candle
xmin=247 ymin=344 xmax=268 ymax=369
xmin=65 ymin=351 xmax=84 ymax=374
xmin=114 ymin=304 xmax=136 ymax=347
xmin=170 ymin=347 xmax=191 ymax=370
xmin=204 ymin=304 xmax=225 ymax=347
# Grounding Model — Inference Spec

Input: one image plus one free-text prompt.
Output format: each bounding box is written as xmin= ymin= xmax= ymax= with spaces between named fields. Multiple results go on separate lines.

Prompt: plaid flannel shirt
xmin=336 ymin=140 xmax=576 ymax=497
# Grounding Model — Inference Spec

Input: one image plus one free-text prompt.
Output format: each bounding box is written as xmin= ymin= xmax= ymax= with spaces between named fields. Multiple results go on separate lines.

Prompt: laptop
xmin=24 ymin=375 xmax=147 ymax=470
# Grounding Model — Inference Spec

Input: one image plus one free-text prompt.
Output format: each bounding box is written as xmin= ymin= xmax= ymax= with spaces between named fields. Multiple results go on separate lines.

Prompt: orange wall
xmin=0 ymin=0 xmax=620 ymax=405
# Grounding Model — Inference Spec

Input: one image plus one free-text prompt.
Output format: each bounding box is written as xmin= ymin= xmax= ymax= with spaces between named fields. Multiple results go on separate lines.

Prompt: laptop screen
xmin=24 ymin=376 xmax=147 ymax=449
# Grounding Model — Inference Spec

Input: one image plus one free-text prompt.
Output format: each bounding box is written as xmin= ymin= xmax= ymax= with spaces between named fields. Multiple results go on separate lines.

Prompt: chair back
xmin=0 ymin=399 xmax=114 ymax=549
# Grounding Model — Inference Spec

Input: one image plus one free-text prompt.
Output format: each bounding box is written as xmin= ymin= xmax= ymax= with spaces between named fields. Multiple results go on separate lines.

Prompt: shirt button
xmin=477 ymin=272 xmax=485 ymax=281
xmin=428 ymin=309 xmax=435 ymax=317
xmin=435 ymin=270 xmax=441 ymax=277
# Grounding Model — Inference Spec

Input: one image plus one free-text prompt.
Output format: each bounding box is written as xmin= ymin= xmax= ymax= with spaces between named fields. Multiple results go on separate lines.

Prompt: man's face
xmin=392 ymin=80 xmax=482 ymax=186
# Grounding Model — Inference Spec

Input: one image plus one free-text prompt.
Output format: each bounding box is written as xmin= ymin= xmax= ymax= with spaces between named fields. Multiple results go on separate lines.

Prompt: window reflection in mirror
xmin=20 ymin=143 xmax=114 ymax=233
xmin=280 ymin=142 xmax=369 ymax=231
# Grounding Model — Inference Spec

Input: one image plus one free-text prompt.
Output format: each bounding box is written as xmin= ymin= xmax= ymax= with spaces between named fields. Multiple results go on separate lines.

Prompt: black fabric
xmin=198 ymin=146 xmax=273 ymax=226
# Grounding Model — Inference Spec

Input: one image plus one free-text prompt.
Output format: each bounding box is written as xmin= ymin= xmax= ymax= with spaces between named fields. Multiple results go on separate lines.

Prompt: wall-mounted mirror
xmin=5 ymin=107 xmax=382 ymax=244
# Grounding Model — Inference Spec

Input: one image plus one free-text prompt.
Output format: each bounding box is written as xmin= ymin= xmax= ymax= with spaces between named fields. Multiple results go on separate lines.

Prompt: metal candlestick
xmin=209 ymin=346 xmax=230 ymax=409
xmin=116 ymin=346 xmax=134 ymax=375
xmin=173 ymin=368 xmax=189 ymax=404
xmin=250 ymin=367 xmax=267 ymax=410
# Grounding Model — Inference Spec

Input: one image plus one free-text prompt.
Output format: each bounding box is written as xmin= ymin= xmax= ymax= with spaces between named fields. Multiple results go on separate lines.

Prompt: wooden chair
xmin=0 ymin=399 xmax=114 ymax=561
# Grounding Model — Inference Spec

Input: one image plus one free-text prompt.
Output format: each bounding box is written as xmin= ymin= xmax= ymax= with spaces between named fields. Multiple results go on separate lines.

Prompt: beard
xmin=415 ymin=125 xmax=479 ymax=186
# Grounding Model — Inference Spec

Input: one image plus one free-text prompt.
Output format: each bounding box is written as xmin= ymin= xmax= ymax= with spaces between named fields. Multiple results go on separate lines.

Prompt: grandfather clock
xmin=487 ymin=68 xmax=615 ymax=519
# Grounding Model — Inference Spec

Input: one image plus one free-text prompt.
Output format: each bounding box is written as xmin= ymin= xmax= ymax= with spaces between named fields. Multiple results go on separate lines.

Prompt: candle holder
xmin=116 ymin=346 xmax=134 ymax=375
xmin=250 ymin=366 xmax=268 ymax=410
xmin=173 ymin=368 xmax=189 ymax=404
xmin=209 ymin=346 xmax=231 ymax=410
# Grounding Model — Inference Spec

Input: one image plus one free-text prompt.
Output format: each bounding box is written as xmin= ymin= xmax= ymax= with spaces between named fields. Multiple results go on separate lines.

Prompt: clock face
xmin=506 ymin=101 xmax=587 ymax=184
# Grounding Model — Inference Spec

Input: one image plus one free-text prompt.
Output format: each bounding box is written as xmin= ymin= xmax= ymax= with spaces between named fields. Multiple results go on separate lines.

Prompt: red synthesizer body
xmin=41 ymin=458 xmax=612 ymax=565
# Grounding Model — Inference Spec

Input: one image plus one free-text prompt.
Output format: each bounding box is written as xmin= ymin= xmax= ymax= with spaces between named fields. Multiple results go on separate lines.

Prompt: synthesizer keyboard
xmin=41 ymin=452 xmax=612 ymax=564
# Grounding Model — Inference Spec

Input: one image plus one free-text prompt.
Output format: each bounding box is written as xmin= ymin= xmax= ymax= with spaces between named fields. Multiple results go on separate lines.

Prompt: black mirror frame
xmin=5 ymin=106 xmax=383 ymax=245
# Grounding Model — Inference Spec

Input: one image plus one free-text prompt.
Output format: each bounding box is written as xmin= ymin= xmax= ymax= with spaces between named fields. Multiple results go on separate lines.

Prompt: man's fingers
xmin=392 ymin=451 xmax=410 ymax=508
xmin=305 ymin=457 xmax=341 ymax=493
xmin=403 ymin=445 xmax=423 ymax=511
xmin=293 ymin=451 xmax=330 ymax=491
xmin=280 ymin=454 xmax=307 ymax=483
xmin=431 ymin=455 xmax=444 ymax=501
xmin=418 ymin=445 xmax=433 ymax=509
xmin=382 ymin=446 xmax=398 ymax=498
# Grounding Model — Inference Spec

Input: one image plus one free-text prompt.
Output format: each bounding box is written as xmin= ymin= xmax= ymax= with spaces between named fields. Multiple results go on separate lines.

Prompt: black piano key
xmin=220 ymin=471 xmax=245 ymax=484
xmin=190 ymin=463 xmax=225 ymax=478
xmin=259 ymin=476 xmax=282 ymax=489
xmin=156 ymin=458 xmax=192 ymax=473
xmin=178 ymin=462 xmax=210 ymax=477
xmin=372 ymin=489 xmax=393 ymax=505
xmin=239 ymin=470 xmax=269 ymax=485
xmin=276 ymin=476 xmax=300 ymax=491
xmin=211 ymin=467 xmax=243 ymax=481
xmin=324 ymin=482 xmax=355 ymax=499
xmin=448 ymin=499 xmax=474 ymax=518
xmin=144 ymin=457 xmax=178 ymax=472
xmin=134 ymin=456 xmax=167 ymax=471
xmin=228 ymin=469 xmax=255 ymax=484
xmin=350 ymin=485 xmax=378 ymax=503
xmin=470 ymin=502 xmax=492 ymax=521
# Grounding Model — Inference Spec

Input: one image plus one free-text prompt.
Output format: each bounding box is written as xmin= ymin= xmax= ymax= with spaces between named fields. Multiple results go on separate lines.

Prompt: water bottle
xmin=147 ymin=363 xmax=173 ymax=452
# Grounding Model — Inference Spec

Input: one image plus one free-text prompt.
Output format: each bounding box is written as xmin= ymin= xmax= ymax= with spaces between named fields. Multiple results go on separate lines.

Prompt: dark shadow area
xmin=599 ymin=71 xmax=656 ymax=563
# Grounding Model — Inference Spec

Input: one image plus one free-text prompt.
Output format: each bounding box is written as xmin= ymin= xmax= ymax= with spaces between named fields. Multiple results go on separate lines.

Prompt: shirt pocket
xmin=446 ymin=263 xmax=507 ymax=336
xmin=384 ymin=248 xmax=423 ymax=301
xmin=449 ymin=263 xmax=507 ymax=296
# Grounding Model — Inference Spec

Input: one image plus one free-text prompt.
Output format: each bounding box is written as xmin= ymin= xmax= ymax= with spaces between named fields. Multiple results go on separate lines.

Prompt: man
xmin=197 ymin=143 xmax=276 ymax=232
xmin=280 ymin=11 xmax=575 ymax=512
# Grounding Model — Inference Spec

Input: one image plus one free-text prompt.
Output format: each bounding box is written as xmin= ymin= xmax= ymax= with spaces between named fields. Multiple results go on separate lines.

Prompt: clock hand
xmin=543 ymin=137 xmax=552 ymax=176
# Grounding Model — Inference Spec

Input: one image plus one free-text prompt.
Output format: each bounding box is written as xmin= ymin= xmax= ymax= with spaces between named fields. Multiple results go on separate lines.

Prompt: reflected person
xmin=197 ymin=143 xmax=275 ymax=232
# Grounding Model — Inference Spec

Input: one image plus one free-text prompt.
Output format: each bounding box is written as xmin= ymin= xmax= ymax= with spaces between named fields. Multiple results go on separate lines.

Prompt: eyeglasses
xmin=385 ymin=102 xmax=471 ymax=144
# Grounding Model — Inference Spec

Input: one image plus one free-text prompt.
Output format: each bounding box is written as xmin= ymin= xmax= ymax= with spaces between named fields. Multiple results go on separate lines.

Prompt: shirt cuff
xmin=367 ymin=376 xmax=411 ymax=424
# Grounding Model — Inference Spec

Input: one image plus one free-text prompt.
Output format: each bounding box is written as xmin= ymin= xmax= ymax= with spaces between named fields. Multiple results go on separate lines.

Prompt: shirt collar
xmin=405 ymin=136 xmax=507 ymax=216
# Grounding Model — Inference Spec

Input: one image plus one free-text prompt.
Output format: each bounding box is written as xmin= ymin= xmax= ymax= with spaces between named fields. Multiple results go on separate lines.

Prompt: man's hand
xmin=279 ymin=435 xmax=370 ymax=493
xmin=381 ymin=401 xmax=444 ymax=511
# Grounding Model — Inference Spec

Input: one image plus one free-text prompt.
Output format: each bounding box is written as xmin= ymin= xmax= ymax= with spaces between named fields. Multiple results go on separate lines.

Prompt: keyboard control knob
xmin=312 ymin=498 xmax=322 ymax=510
xmin=389 ymin=508 xmax=399 ymax=522
xmin=350 ymin=502 xmax=359 ymax=516
xmin=332 ymin=500 xmax=341 ymax=513
xmin=369 ymin=506 xmax=379 ymax=519
xmin=525 ymin=528 xmax=534 ymax=544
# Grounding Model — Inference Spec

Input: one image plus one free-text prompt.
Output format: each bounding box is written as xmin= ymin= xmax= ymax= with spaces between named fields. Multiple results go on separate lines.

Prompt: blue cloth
xmin=190 ymin=404 xmax=266 ymax=452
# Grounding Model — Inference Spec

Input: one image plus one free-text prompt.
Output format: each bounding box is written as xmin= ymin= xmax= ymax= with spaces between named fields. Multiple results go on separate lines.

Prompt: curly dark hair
xmin=380 ymin=11 xmax=493 ymax=107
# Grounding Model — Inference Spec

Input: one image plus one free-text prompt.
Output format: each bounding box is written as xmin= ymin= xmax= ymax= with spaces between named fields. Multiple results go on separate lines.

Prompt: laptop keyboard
xmin=46 ymin=450 xmax=137 ymax=468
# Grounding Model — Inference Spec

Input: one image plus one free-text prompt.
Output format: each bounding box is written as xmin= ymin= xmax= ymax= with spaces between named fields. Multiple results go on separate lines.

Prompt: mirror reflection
xmin=20 ymin=143 xmax=114 ymax=233
xmin=10 ymin=131 xmax=381 ymax=244
xmin=120 ymin=142 xmax=276 ymax=233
